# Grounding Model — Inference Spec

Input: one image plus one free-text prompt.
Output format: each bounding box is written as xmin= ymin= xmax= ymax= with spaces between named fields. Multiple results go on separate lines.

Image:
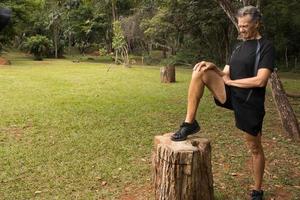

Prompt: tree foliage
xmin=0 ymin=0 xmax=299 ymax=68
xmin=112 ymin=20 xmax=129 ymax=66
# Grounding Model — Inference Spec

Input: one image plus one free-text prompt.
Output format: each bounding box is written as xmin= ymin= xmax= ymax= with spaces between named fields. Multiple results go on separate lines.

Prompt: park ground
xmin=0 ymin=52 xmax=299 ymax=200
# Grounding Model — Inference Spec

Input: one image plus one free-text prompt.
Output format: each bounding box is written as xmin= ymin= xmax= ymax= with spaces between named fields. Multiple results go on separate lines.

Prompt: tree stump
xmin=152 ymin=133 xmax=214 ymax=200
xmin=160 ymin=66 xmax=175 ymax=83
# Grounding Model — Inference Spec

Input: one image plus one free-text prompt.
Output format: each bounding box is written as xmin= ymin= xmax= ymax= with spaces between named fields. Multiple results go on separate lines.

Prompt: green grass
xmin=0 ymin=52 xmax=299 ymax=199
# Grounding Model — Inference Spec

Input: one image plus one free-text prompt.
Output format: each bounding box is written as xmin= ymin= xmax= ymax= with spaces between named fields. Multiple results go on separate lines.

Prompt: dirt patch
xmin=89 ymin=51 xmax=100 ymax=56
xmin=119 ymin=183 xmax=154 ymax=200
xmin=1 ymin=123 xmax=33 ymax=140
xmin=272 ymin=187 xmax=293 ymax=200
xmin=0 ymin=57 xmax=11 ymax=65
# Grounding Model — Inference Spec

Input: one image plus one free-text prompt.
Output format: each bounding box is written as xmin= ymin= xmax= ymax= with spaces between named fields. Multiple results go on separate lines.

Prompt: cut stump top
xmin=154 ymin=133 xmax=210 ymax=152
xmin=154 ymin=133 xmax=211 ymax=165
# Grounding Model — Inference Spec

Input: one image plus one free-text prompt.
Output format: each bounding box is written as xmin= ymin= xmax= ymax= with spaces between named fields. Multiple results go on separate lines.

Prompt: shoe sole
xmin=171 ymin=126 xmax=201 ymax=142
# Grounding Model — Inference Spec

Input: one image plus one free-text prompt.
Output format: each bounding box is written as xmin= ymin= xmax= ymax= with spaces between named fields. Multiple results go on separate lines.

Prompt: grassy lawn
xmin=0 ymin=52 xmax=299 ymax=199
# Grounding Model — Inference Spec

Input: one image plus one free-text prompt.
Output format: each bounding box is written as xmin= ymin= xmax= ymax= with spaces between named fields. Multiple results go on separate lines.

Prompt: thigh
xmin=201 ymin=69 xmax=227 ymax=104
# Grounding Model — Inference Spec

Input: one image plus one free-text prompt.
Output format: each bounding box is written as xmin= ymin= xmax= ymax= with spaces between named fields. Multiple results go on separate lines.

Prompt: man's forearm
xmin=226 ymin=77 xmax=265 ymax=88
xmin=226 ymin=69 xmax=271 ymax=88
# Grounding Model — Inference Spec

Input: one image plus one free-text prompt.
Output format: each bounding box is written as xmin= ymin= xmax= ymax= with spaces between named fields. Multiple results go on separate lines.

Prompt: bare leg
xmin=185 ymin=69 xmax=227 ymax=123
xmin=245 ymin=133 xmax=265 ymax=191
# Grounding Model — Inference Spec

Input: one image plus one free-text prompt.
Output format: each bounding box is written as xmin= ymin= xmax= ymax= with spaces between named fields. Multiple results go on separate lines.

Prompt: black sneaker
xmin=171 ymin=120 xmax=200 ymax=141
xmin=250 ymin=190 xmax=264 ymax=200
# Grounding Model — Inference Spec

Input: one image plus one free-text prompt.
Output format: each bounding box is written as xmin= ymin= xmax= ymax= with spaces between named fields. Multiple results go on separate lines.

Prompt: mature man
xmin=171 ymin=6 xmax=275 ymax=200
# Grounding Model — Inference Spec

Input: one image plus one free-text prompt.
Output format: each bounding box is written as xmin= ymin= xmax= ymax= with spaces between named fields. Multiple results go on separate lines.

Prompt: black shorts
xmin=214 ymin=85 xmax=265 ymax=136
xmin=214 ymin=85 xmax=233 ymax=110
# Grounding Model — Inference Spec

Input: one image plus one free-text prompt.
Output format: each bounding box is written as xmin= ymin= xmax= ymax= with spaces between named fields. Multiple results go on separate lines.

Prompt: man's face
xmin=238 ymin=15 xmax=258 ymax=40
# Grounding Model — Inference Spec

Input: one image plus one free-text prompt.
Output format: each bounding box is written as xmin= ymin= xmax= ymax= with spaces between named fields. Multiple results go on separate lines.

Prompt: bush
xmin=99 ymin=47 xmax=107 ymax=56
xmin=22 ymin=35 xmax=52 ymax=60
xmin=143 ymin=55 xmax=161 ymax=65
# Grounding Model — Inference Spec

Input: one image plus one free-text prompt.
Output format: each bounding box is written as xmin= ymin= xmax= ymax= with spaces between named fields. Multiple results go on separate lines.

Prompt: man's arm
xmin=225 ymin=68 xmax=272 ymax=88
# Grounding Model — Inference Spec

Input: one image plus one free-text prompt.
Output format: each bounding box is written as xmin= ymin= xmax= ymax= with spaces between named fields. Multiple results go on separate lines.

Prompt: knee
xmin=192 ymin=69 xmax=204 ymax=80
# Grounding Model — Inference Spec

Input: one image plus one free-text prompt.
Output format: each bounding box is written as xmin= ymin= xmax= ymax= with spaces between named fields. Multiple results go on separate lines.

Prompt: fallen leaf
xmin=275 ymin=184 xmax=281 ymax=188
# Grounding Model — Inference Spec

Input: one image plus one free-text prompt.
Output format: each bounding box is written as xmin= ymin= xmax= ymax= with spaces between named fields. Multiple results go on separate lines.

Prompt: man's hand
xmin=193 ymin=61 xmax=226 ymax=77
xmin=193 ymin=61 xmax=206 ymax=71
xmin=193 ymin=61 xmax=216 ymax=72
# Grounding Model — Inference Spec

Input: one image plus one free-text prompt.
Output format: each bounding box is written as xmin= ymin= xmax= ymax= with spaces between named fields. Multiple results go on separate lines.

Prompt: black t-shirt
xmin=228 ymin=37 xmax=276 ymax=110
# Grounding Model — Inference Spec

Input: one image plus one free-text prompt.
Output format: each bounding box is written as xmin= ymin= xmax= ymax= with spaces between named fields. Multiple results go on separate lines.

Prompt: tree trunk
xmin=112 ymin=0 xmax=117 ymax=22
xmin=160 ymin=66 xmax=175 ymax=83
xmin=224 ymin=25 xmax=230 ymax=63
xmin=216 ymin=0 xmax=238 ymax=30
xmin=256 ymin=0 xmax=261 ymax=8
xmin=162 ymin=48 xmax=167 ymax=58
xmin=269 ymin=72 xmax=300 ymax=141
xmin=285 ymin=47 xmax=289 ymax=68
xmin=105 ymin=29 xmax=112 ymax=53
xmin=115 ymin=50 xmax=118 ymax=64
xmin=152 ymin=133 xmax=214 ymax=200
xmin=148 ymin=42 xmax=153 ymax=56
xmin=216 ymin=0 xmax=300 ymax=141
xmin=68 ymin=32 xmax=71 ymax=55
xmin=243 ymin=0 xmax=251 ymax=6
xmin=54 ymin=27 xmax=58 ymax=59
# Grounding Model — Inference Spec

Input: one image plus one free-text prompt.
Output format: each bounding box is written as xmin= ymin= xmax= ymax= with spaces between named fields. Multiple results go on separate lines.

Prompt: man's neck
xmin=243 ymin=34 xmax=262 ymax=41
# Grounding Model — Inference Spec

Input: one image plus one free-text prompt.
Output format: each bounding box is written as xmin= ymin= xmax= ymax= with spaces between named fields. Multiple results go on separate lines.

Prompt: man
xmin=171 ymin=6 xmax=275 ymax=200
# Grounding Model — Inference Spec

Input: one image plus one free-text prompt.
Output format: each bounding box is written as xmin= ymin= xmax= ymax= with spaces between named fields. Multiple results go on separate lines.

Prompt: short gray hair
xmin=236 ymin=6 xmax=262 ymax=23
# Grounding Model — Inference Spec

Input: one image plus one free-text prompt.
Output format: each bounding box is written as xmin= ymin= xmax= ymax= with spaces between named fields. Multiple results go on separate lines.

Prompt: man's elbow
xmin=256 ymin=78 xmax=268 ymax=87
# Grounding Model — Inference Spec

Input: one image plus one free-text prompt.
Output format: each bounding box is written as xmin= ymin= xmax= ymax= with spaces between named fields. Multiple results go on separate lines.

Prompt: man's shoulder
xmin=260 ymin=37 xmax=274 ymax=48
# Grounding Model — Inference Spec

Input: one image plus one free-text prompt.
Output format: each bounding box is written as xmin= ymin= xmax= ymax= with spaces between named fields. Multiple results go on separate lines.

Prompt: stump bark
xmin=160 ymin=66 xmax=175 ymax=83
xmin=152 ymin=133 xmax=214 ymax=200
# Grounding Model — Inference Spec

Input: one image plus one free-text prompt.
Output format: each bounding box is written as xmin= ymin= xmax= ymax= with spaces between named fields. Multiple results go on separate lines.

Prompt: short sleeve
xmin=258 ymin=41 xmax=276 ymax=72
